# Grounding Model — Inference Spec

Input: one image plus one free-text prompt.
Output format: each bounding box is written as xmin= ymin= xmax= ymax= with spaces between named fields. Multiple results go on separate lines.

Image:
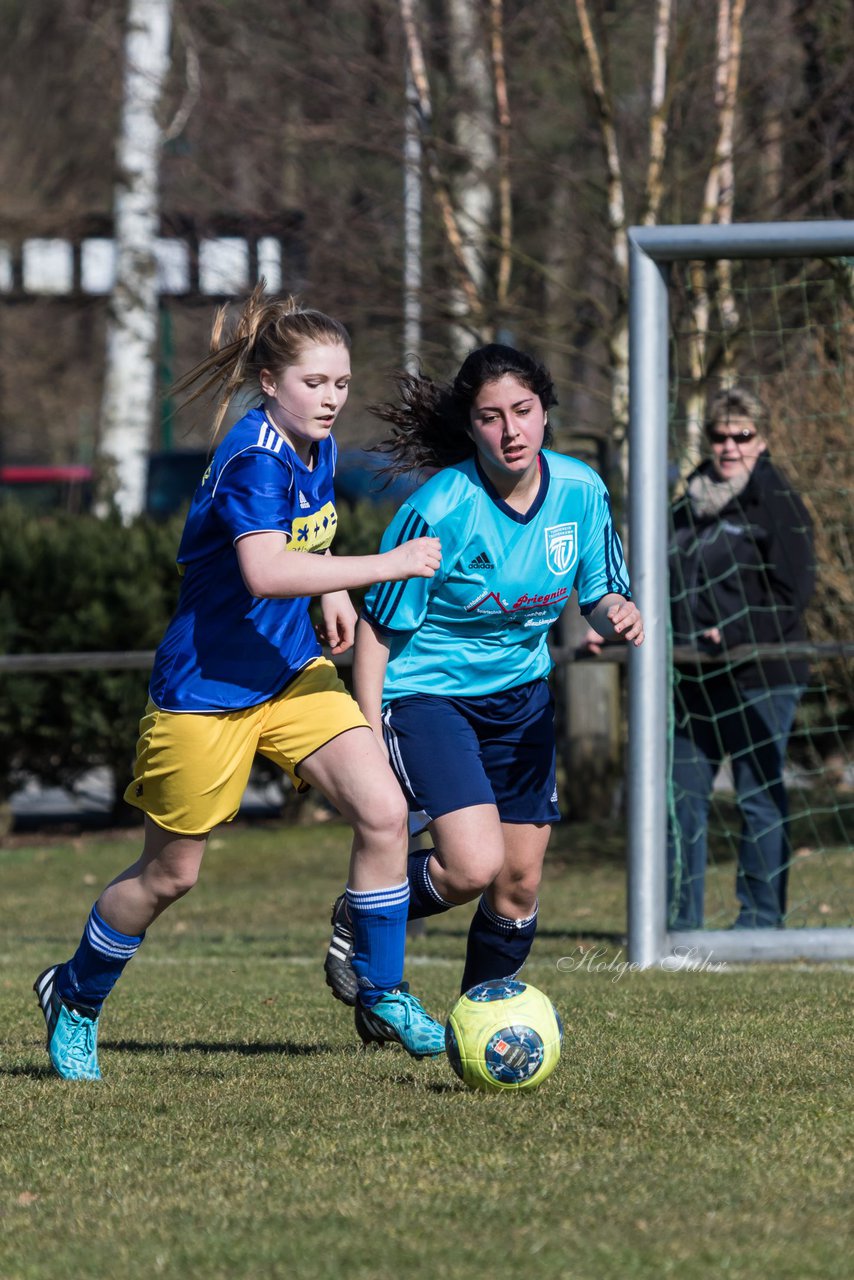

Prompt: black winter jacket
xmin=669 ymin=452 xmax=815 ymax=688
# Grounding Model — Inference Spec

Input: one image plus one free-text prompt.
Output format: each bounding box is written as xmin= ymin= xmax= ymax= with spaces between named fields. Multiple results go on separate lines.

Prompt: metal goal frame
xmin=626 ymin=220 xmax=854 ymax=967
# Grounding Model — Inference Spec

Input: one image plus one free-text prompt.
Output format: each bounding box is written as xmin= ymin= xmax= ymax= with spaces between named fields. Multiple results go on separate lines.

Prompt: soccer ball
xmin=445 ymin=979 xmax=563 ymax=1093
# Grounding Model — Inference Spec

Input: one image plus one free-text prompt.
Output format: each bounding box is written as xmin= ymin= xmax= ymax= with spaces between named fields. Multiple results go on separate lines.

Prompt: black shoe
xmin=324 ymin=894 xmax=358 ymax=1006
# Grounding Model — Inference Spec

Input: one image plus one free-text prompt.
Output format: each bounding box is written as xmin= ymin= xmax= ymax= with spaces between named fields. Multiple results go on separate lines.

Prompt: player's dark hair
xmin=371 ymin=344 xmax=557 ymax=475
xmin=173 ymin=281 xmax=351 ymax=441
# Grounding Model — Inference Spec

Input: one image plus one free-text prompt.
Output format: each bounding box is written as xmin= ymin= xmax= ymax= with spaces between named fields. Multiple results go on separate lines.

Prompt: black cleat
xmin=324 ymin=894 xmax=358 ymax=1006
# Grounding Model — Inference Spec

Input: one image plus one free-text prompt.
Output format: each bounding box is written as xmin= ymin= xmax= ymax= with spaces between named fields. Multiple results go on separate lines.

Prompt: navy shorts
xmin=382 ymin=679 xmax=560 ymax=831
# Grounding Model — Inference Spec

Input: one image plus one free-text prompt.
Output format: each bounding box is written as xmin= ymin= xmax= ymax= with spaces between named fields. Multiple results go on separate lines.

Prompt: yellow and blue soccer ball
xmin=445 ymin=979 xmax=563 ymax=1093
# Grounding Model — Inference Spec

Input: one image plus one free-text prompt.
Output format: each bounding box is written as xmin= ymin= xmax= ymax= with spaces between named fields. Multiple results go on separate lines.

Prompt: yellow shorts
xmin=124 ymin=658 xmax=368 ymax=835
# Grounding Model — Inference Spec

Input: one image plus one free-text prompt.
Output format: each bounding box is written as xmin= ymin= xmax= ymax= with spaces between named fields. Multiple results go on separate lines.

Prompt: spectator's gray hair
xmin=706 ymin=386 xmax=768 ymax=433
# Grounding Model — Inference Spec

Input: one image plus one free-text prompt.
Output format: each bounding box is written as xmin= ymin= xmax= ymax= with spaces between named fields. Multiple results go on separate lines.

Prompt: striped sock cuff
xmin=414 ymin=856 xmax=451 ymax=909
xmin=86 ymin=906 xmax=145 ymax=961
xmin=346 ymin=881 xmax=410 ymax=914
xmin=478 ymin=897 xmax=539 ymax=935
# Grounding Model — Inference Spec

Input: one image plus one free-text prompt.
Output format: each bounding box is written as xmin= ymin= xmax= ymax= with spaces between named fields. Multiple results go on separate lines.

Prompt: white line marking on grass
xmin=4 ymin=954 xmax=852 ymax=974
xmin=0 ymin=953 xmax=463 ymax=968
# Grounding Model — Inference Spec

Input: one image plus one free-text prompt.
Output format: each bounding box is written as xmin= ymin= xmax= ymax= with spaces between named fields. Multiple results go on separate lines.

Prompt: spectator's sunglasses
xmin=706 ymin=427 xmax=757 ymax=445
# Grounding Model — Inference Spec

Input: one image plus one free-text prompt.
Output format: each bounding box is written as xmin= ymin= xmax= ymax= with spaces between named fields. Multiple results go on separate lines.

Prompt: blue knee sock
xmin=346 ymin=881 xmax=409 ymax=1008
xmin=407 ymin=851 xmax=453 ymax=921
xmin=460 ymin=897 xmax=538 ymax=994
xmin=55 ymin=905 xmax=145 ymax=1013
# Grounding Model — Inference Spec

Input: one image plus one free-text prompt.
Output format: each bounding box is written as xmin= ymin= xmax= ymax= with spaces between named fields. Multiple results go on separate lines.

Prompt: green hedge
xmin=0 ymin=501 xmax=395 ymax=812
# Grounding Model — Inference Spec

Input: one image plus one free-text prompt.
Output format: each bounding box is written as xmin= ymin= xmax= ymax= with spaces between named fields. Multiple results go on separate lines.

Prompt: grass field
xmin=1 ymin=819 xmax=852 ymax=1280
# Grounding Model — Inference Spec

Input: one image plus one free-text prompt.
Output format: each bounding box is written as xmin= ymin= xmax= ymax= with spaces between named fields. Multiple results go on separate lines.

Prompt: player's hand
xmin=385 ymin=536 xmax=442 ymax=581
xmin=607 ymin=600 xmax=645 ymax=646
xmin=701 ymin=626 xmax=722 ymax=646
xmin=317 ymin=590 xmax=358 ymax=654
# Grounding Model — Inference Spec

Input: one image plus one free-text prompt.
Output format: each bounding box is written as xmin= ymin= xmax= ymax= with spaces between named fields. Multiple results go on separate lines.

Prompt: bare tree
xmin=445 ymin=0 xmax=498 ymax=354
xmin=489 ymin=0 xmax=513 ymax=319
xmin=643 ymin=0 xmax=675 ymax=228
xmin=682 ymin=0 xmax=746 ymax=474
xmin=399 ymin=0 xmax=482 ymax=332
xmin=398 ymin=0 xmax=515 ymax=354
xmin=565 ymin=0 xmax=750 ymax=480
xmin=572 ymin=0 xmax=674 ymax=464
xmin=97 ymin=0 xmax=173 ymax=521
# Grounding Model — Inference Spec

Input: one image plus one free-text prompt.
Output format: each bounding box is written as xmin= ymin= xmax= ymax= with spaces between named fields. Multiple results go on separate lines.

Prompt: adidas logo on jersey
xmin=298 ymin=490 xmax=311 ymax=510
xmin=468 ymin=551 xmax=495 ymax=571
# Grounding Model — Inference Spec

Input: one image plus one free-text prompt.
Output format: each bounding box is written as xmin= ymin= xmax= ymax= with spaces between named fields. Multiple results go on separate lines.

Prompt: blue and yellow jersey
xmin=149 ymin=406 xmax=338 ymax=712
xmin=363 ymin=450 xmax=629 ymax=701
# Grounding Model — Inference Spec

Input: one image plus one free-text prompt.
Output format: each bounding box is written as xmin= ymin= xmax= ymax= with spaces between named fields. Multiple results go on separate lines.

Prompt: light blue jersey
xmin=363 ymin=450 xmax=629 ymax=700
xmin=149 ymin=406 xmax=338 ymax=712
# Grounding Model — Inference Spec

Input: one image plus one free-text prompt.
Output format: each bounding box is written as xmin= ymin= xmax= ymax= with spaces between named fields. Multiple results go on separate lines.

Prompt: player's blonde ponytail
xmin=173 ymin=283 xmax=350 ymax=442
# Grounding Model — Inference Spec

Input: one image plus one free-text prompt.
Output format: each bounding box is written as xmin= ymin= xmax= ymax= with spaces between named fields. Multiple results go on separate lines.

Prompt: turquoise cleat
xmin=33 ymin=966 xmax=101 ymax=1081
xmin=354 ymin=983 xmax=445 ymax=1059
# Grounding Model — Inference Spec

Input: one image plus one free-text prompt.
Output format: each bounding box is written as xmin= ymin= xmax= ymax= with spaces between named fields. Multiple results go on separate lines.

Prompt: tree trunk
xmin=446 ymin=0 xmax=497 ymax=355
xmin=681 ymin=0 xmax=745 ymax=477
xmin=97 ymin=0 xmax=173 ymax=521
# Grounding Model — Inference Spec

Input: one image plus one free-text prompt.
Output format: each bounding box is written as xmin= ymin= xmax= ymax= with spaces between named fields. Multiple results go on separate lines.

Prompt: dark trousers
xmin=667 ymin=679 xmax=803 ymax=929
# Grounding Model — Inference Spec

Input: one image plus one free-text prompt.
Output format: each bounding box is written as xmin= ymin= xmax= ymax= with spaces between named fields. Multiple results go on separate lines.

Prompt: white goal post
xmin=626 ymin=220 xmax=854 ymax=967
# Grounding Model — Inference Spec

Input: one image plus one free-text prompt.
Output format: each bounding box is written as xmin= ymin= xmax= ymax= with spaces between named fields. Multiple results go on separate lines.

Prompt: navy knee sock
xmin=460 ymin=897 xmax=538 ymax=994
xmin=407 ymin=851 xmax=454 ymax=921
xmin=55 ymin=905 xmax=145 ymax=1013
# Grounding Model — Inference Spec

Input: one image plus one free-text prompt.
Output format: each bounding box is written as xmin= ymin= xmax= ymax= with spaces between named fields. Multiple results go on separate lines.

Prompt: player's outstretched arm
xmin=236 ymin=530 xmax=441 ymax=599
xmin=586 ymin=594 xmax=645 ymax=647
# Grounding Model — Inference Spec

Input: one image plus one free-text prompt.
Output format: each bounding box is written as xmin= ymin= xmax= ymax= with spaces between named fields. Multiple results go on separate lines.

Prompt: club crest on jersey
xmin=545 ymin=522 xmax=578 ymax=575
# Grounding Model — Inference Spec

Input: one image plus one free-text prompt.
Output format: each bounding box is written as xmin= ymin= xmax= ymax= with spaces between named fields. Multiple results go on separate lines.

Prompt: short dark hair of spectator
xmin=706 ymin=387 xmax=768 ymax=435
